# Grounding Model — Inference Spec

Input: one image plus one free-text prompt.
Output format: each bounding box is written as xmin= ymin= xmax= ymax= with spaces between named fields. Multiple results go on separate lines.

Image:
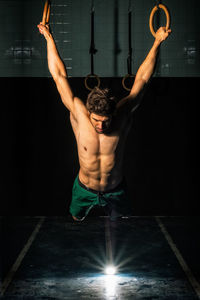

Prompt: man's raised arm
xmin=37 ymin=23 xmax=76 ymax=116
xmin=118 ymin=27 xmax=171 ymax=112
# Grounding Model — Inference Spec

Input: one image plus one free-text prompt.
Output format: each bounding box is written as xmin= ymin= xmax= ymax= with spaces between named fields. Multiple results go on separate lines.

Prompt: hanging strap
xmin=127 ymin=2 xmax=132 ymax=75
xmin=122 ymin=0 xmax=134 ymax=92
xmin=90 ymin=1 xmax=97 ymax=75
xmin=156 ymin=0 xmax=160 ymax=9
xmin=85 ymin=0 xmax=100 ymax=91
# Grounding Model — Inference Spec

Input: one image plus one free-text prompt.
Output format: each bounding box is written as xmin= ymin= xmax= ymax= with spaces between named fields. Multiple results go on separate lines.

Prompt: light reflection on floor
xmin=2 ymin=217 xmax=199 ymax=299
xmin=104 ymin=274 xmax=138 ymax=298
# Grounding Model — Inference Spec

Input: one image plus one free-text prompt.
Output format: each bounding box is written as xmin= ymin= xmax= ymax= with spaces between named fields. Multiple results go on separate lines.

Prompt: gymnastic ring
xmin=84 ymin=74 xmax=101 ymax=91
xmin=122 ymin=74 xmax=135 ymax=91
xmin=149 ymin=4 xmax=170 ymax=38
xmin=42 ymin=0 xmax=50 ymax=25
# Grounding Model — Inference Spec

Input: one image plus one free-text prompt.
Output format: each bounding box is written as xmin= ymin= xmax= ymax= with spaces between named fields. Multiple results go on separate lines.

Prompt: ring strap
xmin=122 ymin=2 xmax=134 ymax=91
xmin=85 ymin=1 xmax=99 ymax=90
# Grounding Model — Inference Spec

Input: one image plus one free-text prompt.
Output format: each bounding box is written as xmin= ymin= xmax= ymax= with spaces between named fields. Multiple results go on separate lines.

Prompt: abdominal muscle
xmin=78 ymin=152 xmax=123 ymax=192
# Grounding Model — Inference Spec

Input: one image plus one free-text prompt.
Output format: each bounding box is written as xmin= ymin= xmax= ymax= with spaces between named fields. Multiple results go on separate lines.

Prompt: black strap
xmin=89 ymin=0 xmax=97 ymax=75
xmin=127 ymin=1 xmax=133 ymax=75
xmin=156 ymin=0 xmax=161 ymax=9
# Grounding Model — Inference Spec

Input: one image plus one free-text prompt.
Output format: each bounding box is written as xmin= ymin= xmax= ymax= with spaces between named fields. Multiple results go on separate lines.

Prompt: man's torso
xmin=70 ymin=98 xmax=133 ymax=192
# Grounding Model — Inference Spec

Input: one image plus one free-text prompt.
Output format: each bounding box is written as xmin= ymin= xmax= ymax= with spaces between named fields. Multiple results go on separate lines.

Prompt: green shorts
xmin=69 ymin=176 xmax=131 ymax=221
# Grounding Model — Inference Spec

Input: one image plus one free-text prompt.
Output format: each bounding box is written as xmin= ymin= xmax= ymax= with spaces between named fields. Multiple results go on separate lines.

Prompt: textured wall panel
xmin=0 ymin=0 xmax=199 ymax=77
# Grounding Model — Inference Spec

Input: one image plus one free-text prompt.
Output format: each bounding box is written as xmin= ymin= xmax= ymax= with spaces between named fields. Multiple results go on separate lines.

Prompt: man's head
xmin=86 ymin=87 xmax=116 ymax=134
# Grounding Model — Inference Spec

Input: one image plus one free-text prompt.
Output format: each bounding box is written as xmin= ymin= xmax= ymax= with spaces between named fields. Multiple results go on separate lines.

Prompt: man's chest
xmin=70 ymin=112 xmax=131 ymax=156
xmin=77 ymin=130 xmax=120 ymax=156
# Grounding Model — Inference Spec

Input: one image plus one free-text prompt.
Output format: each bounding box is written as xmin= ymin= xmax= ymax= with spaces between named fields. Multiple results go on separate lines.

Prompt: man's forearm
xmin=135 ymin=27 xmax=171 ymax=84
xmin=38 ymin=23 xmax=75 ymax=110
xmin=44 ymin=31 xmax=67 ymax=79
xmin=135 ymin=39 xmax=160 ymax=84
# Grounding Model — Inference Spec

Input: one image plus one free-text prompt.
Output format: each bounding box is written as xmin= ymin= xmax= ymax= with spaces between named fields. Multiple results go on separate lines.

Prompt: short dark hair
xmin=86 ymin=87 xmax=116 ymax=116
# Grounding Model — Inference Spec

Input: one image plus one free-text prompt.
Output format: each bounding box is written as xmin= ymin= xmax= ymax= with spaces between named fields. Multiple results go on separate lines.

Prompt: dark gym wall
xmin=0 ymin=0 xmax=200 ymax=77
xmin=1 ymin=77 xmax=199 ymax=215
xmin=0 ymin=0 xmax=199 ymax=215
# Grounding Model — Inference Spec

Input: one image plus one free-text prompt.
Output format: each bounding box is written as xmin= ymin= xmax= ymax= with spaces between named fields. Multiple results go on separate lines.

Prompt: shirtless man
xmin=38 ymin=23 xmax=171 ymax=221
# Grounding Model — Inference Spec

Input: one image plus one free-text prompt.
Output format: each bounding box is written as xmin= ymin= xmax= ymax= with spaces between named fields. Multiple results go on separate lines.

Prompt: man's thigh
xmin=69 ymin=176 xmax=98 ymax=220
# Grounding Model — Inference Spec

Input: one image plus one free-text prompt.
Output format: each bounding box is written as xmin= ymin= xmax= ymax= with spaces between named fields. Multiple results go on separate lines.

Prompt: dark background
xmin=1 ymin=77 xmax=199 ymax=215
xmin=0 ymin=0 xmax=199 ymax=216
xmin=0 ymin=0 xmax=200 ymax=294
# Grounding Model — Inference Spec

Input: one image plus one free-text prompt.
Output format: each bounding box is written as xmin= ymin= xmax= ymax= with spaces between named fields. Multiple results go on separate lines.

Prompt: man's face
xmin=89 ymin=113 xmax=112 ymax=134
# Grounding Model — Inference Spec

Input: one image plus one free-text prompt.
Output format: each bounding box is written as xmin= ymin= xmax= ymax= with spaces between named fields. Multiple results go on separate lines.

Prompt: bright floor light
xmin=105 ymin=265 xmax=117 ymax=275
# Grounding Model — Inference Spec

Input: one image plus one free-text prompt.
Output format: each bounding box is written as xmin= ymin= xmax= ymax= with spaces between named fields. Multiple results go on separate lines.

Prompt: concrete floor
xmin=1 ymin=216 xmax=200 ymax=299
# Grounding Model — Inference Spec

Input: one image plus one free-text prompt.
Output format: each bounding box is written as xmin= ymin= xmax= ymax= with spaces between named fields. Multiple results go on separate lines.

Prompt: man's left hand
xmin=155 ymin=27 xmax=172 ymax=43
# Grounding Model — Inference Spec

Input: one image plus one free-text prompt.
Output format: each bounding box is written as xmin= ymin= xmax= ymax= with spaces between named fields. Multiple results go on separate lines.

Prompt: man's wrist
xmin=154 ymin=39 xmax=162 ymax=48
xmin=44 ymin=31 xmax=53 ymax=42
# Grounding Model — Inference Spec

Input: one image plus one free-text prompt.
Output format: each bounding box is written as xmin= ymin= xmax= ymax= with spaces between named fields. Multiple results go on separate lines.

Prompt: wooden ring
xmin=84 ymin=74 xmax=100 ymax=91
xmin=149 ymin=4 xmax=170 ymax=38
xmin=122 ymin=74 xmax=135 ymax=91
xmin=42 ymin=0 xmax=50 ymax=25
